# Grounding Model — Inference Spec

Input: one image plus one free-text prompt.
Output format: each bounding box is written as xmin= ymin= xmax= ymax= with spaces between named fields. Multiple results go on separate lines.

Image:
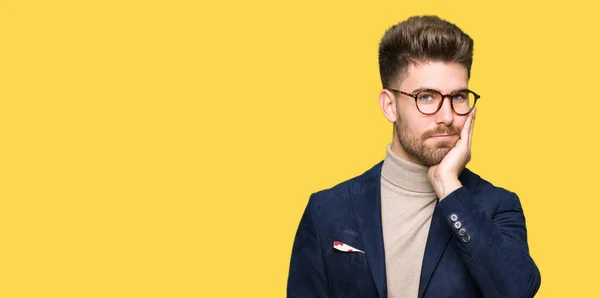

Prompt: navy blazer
xmin=287 ymin=161 xmax=541 ymax=297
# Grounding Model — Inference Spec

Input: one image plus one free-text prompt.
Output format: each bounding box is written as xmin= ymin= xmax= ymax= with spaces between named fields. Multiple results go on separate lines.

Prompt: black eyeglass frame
xmin=388 ymin=88 xmax=480 ymax=116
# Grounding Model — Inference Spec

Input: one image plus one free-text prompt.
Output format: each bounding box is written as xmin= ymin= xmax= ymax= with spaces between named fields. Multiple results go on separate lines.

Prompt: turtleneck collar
xmin=381 ymin=144 xmax=435 ymax=194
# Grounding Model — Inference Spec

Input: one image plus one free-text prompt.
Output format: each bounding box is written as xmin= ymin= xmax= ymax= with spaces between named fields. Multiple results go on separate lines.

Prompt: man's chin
xmin=426 ymin=137 xmax=458 ymax=147
xmin=423 ymin=147 xmax=451 ymax=166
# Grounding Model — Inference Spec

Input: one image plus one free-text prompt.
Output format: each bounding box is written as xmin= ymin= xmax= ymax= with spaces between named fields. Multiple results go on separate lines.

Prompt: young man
xmin=287 ymin=15 xmax=541 ymax=298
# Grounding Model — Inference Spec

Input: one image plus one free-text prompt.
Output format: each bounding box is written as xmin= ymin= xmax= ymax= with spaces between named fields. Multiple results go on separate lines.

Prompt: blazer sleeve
xmin=287 ymin=194 xmax=330 ymax=297
xmin=438 ymin=187 xmax=541 ymax=297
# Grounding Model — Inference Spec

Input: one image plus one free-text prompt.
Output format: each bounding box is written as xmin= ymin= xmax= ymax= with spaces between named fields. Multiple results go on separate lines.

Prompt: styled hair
xmin=378 ymin=15 xmax=474 ymax=89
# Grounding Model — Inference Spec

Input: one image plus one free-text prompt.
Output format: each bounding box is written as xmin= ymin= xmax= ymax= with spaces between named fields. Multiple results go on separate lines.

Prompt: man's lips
xmin=429 ymin=134 xmax=457 ymax=139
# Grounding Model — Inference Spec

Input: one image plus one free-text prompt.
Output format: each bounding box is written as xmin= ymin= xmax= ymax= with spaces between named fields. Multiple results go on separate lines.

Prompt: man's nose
xmin=434 ymin=96 xmax=455 ymax=125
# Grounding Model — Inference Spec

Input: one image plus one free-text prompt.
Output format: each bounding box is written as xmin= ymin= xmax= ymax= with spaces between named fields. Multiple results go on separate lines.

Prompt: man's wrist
xmin=436 ymin=178 xmax=462 ymax=200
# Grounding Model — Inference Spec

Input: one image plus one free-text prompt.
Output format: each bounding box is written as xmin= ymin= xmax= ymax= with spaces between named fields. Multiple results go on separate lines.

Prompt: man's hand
xmin=428 ymin=108 xmax=476 ymax=200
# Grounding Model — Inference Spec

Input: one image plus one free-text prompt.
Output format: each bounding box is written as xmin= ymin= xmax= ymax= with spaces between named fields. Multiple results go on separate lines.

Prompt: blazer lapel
xmin=418 ymin=203 xmax=452 ymax=298
xmin=352 ymin=162 xmax=387 ymax=298
xmin=418 ymin=168 xmax=478 ymax=297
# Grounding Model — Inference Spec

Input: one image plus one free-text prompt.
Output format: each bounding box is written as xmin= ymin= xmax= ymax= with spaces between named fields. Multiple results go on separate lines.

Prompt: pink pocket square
xmin=333 ymin=241 xmax=365 ymax=253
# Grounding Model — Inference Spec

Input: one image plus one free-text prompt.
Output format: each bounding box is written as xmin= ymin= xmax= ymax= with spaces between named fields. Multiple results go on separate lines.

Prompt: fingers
xmin=460 ymin=108 xmax=475 ymax=144
xmin=467 ymin=107 xmax=476 ymax=148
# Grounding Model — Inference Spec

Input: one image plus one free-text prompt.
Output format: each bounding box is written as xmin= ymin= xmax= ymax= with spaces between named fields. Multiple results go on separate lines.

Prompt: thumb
xmin=428 ymin=165 xmax=437 ymax=182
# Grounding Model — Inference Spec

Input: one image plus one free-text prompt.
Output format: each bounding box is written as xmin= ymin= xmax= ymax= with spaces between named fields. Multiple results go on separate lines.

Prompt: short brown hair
xmin=378 ymin=15 xmax=474 ymax=89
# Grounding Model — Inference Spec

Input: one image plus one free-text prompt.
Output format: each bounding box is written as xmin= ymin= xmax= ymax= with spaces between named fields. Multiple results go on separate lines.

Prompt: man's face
xmin=393 ymin=61 xmax=470 ymax=166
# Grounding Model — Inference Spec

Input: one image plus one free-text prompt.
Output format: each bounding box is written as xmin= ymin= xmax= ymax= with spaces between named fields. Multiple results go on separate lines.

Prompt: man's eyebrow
xmin=409 ymin=87 xmax=427 ymax=94
xmin=409 ymin=87 xmax=469 ymax=94
xmin=450 ymin=88 xmax=470 ymax=93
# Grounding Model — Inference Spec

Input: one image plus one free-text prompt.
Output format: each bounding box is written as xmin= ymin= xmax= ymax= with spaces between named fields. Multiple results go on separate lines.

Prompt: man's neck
xmin=382 ymin=144 xmax=434 ymax=193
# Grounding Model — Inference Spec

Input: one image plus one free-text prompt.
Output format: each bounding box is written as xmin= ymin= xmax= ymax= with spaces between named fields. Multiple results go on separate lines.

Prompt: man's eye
xmin=452 ymin=93 xmax=469 ymax=101
xmin=418 ymin=94 xmax=435 ymax=101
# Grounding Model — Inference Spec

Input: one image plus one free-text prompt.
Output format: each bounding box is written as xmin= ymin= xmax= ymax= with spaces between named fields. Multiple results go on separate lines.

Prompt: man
xmin=287 ymin=15 xmax=541 ymax=298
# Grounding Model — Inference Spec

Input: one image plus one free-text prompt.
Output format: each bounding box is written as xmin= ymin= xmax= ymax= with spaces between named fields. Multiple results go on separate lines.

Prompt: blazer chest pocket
xmin=326 ymin=236 xmax=368 ymax=268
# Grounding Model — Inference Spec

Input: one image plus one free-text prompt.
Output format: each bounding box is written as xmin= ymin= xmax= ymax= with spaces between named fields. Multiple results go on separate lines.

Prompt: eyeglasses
xmin=388 ymin=88 xmax=480 ymax=116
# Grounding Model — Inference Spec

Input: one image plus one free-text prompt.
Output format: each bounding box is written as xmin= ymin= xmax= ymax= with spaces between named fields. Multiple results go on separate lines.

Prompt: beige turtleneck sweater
xmin=381 ymin=144 xmax=438 ymax=298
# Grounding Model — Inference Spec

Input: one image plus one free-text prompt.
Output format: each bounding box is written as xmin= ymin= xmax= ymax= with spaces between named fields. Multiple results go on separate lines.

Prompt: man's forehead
xmin=400 ymin=61 xmax=469 ymax=92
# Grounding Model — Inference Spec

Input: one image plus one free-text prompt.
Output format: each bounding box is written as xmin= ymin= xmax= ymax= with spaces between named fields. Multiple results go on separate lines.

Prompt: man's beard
xmin=395 ymin=116 xmax=461 ymax=166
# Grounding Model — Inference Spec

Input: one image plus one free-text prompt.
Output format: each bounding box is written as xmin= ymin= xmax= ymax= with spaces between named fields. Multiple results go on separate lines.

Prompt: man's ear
xmin=378 ymin=89 xmax=397 ymax=123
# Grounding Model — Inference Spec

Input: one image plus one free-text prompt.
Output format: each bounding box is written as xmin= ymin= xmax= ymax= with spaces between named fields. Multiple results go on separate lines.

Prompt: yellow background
xmin=1 ymin=0 xmax=597 ymax=297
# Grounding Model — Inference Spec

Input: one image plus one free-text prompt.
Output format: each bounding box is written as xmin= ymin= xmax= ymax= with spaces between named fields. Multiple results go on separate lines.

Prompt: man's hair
xmin=378 ymin=15 xmax=474 ymax=89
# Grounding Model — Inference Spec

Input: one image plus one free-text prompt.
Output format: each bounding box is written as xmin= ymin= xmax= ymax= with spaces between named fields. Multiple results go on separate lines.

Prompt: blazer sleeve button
xmin=461 ymin=235 xmax=471 ymax=243
xmin=450 ymin=214 xmax=458 ymax=222
xmin=453 ymin=221 xmax=462 ymax=229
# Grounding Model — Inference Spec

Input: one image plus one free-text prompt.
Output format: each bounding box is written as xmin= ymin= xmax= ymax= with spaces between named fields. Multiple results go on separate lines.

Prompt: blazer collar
xmin=352 ymin=161 xmax=479 ymax=298
xmin=418 ymin=168 xmax=479 ymax=297
xmin=352 ymin=161 xmax=387 ymax=298
xmin=417 ymin=201 xmax=452 ymax=297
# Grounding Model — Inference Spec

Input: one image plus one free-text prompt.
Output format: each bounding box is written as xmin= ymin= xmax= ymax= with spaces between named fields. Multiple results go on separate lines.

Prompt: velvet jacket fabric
xmin=287 ymin=162 xmax=541 ymax=297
